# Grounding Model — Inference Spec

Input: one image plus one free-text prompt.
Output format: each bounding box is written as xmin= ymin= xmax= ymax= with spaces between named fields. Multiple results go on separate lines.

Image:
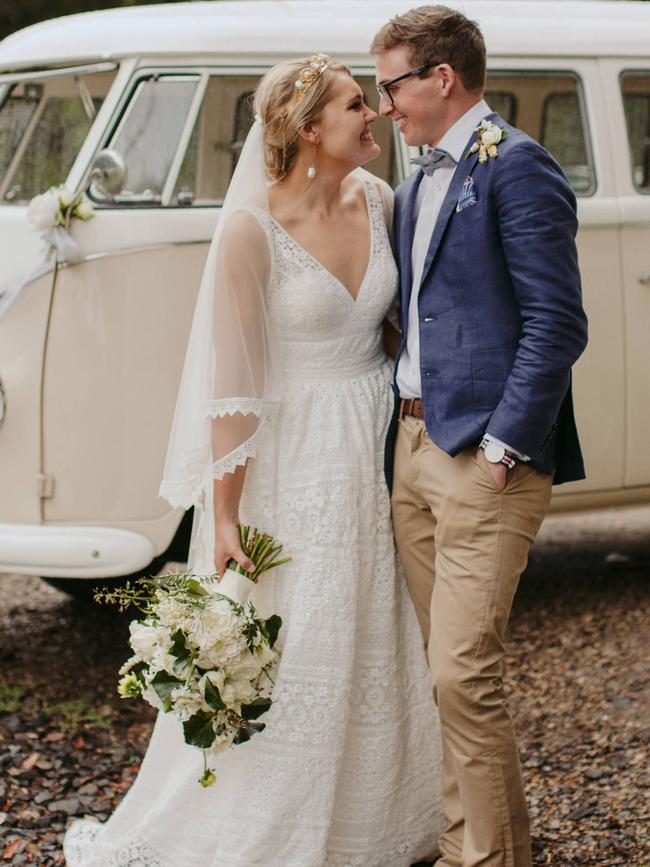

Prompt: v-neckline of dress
xmin=268 ymin=179 xmax=374 ymax=304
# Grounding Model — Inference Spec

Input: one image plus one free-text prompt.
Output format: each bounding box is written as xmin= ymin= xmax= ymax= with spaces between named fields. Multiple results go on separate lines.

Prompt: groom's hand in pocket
xmin=479 ymin=450 xmax=508 ymax=492
xmin=214 ymin=520 xmax=256 ymax=577
xmin=488 ymin=461 xmax=508 ymax=491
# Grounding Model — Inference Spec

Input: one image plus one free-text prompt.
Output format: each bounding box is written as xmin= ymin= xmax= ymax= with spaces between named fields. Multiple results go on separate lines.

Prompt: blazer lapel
xmin=418 ymin=146 xmax=480 ymax=289
xmin=398 ymin=171 xmax=424 ymax=330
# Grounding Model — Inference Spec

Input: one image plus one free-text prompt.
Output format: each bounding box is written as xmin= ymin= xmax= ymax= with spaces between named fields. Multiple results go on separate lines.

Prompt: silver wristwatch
xmin=479 ymin=438 xmax=517 ymax=469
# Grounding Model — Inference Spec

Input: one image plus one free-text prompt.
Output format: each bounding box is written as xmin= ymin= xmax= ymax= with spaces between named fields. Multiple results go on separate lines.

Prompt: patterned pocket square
xmin=456 ymin=176 xmax=478 ymax=212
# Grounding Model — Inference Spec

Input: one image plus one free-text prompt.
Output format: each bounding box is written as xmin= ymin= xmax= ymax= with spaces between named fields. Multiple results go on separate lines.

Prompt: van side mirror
xmin=89 ymin=149 xmax=127 ymax=199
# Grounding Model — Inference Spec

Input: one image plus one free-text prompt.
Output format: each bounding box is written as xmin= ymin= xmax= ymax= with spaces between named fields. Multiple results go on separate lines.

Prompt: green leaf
xmin=169 ymin=629 xmax=193 ymax=675
xmin=203 ymin=677 xmax=226 ymax=712
xmin=234 ymin=720 xmax=266 ymax=745
xmin=169 ymin=629 xmax=188 ymax=658
xmin=150 ymin=670 xmax=183 ymax=712
xmin=186 ymin=577 xmax=210 ymax=596
xmin=263 ymin=614 xmax=282 ymax=648
xmin=241 ymin=697 xmax=272 ymax=721
xmin=183 ymin=711 xmax=217 ymax=749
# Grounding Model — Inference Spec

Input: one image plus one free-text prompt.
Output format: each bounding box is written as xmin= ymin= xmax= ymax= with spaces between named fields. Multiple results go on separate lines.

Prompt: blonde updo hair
xmin=254 ymin=56 xmax=351 ymax=182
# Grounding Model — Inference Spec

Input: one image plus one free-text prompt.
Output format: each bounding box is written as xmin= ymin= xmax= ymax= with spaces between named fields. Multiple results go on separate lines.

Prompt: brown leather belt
xmin=400 ymin=398 xmax=425 ymax=419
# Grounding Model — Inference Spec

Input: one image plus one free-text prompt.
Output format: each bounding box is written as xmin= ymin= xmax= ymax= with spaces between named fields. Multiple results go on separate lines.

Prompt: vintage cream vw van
xmin=1 ymin=0 xmax=649 ymax=588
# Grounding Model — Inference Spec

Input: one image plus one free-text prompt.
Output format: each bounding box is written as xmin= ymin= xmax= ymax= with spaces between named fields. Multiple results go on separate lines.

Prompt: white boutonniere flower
xmin=465 ymin=118 xmax=508 ymax=164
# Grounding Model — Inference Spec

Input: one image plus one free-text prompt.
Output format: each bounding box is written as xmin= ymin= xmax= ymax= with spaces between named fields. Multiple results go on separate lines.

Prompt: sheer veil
xmin=159 ymin=119 xmax=276 ymax=568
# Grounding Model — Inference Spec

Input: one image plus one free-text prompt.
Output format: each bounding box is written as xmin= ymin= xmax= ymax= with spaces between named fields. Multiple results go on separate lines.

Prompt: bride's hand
xmin=214 ymin=519 xmax=256 ymax=577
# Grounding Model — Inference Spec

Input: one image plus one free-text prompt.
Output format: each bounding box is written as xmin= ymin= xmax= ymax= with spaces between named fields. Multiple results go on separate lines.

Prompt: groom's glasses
xmin=376 ymin=62 xmax=442 ymax=105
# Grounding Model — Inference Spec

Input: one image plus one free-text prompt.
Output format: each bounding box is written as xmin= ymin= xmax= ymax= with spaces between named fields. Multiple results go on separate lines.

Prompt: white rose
xmin=27 ymin=191 xmax=61 ymax=233
xmin=129 ymin=621 xmax=170 ymax=663
xmin=57 ymin=187 xmax=74 ymax=208
xmin=228 ymin=676 xmax=257 ymax=704
xmin=228 ymin=649 xmax=264 ymax=681
xmin=73 ymin=197 xmax=95 ymax=221
xmin=220 ymin=682 xmax=236 ymax=705
xmin=481 ymin=127 xmax=501 ymax=147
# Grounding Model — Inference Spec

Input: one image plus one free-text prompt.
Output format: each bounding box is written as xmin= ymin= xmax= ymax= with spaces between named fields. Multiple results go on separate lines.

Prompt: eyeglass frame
xmin=376 ymin=61 xmax=443 ymax=105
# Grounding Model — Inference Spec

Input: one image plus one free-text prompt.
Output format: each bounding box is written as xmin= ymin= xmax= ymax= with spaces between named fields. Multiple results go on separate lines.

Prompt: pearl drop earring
xmin=307 ymin=142 xmax=318 ymax=179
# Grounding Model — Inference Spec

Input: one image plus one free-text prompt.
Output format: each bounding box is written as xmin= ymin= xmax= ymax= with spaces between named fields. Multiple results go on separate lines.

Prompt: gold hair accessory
xmin=282 ymin=54 xmax=330 ymax=116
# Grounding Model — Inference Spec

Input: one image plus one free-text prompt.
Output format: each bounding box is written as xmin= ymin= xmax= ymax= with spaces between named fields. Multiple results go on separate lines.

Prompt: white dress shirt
xmin=396 ymin=99 xmax=530 ymax=461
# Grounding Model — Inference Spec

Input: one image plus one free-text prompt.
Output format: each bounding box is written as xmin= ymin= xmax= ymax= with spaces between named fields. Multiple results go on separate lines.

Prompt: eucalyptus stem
xmin=227 ymin=525 xmax=291 ymax=581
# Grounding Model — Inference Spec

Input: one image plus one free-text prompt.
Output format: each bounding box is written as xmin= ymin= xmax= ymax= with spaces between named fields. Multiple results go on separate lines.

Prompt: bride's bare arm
xmin=383 ymin=319 xmax=401 ymax=359
xmin=212 ymin=462 xmax=255 ymax=575
xmin=372 ymin=178 xmax=401 ymax=359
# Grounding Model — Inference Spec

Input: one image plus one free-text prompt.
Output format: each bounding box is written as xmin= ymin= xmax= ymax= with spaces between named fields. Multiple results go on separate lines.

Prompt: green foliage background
xmin=0 ymin=0 xmax=199 ymax=42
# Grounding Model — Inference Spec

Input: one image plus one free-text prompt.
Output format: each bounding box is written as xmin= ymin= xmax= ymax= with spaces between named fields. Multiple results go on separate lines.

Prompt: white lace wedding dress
xmin=64 ymin=179 xmax=443 ymax=867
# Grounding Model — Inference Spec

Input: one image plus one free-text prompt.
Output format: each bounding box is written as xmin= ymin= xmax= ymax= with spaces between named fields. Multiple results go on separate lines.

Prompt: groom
xmin=372 ymin=6 xmax=588 ymax=866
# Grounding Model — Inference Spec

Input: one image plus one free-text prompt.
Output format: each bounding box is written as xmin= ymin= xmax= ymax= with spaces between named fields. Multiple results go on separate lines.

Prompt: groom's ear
xmin=437 ymin=63 xmax=457 ymax=99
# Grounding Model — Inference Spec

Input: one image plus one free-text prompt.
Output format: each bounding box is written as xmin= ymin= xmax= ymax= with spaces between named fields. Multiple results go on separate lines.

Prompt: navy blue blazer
xmin=387 ymin=113 xmax=588 ymax=487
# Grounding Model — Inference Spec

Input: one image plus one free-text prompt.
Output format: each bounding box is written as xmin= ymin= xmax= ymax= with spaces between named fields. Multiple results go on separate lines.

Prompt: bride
xmin=64 ymin=54 xmax=443 ymax=867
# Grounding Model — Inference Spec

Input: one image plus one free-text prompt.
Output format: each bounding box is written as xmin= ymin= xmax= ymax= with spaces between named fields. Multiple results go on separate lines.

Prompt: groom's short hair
xmin=370 ymin=5 xmax=486 ymax=94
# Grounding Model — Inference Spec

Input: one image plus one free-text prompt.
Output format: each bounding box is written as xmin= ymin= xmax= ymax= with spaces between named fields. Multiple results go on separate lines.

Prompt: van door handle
xmin=639 ymin=272 xmax=650 ymax=286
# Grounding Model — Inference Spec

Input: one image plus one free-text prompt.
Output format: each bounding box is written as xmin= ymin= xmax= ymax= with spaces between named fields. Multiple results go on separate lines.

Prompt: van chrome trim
xmin=0 ymin=522 xmax=155 ymax=578
xmin=57 ymin=239 xmax=209 ymax=268
xmin=0 ymin=62 xmax=118 ymax=85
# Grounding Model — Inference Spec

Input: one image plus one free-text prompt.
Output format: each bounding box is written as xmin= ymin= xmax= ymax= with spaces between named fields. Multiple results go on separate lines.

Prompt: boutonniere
xmin=465 ymin=119 xmax=508 ymax=164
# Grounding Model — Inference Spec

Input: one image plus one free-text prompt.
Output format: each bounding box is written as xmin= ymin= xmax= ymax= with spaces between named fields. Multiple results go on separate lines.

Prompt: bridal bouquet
xmin=95 ymin=526 xmax=289 ymax=787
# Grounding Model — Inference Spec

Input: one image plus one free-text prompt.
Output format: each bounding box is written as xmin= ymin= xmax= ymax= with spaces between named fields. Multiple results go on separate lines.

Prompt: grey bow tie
xmin=410 ymin=148 xmax=457 ymax=176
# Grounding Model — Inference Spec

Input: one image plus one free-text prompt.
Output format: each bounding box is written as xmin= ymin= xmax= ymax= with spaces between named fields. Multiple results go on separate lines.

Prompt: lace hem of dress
xmin=64 ymin=819 xmax=166 ymax=866
xmin=63 ymin=818 xmax=439 ymax=867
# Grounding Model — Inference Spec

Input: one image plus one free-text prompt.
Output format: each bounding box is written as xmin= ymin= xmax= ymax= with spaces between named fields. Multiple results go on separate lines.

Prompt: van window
xmin=485 ymin=73 xmax=594 ymax=195
xmin=0 ymin=88 xmax=40 ymax=181
xmin=484 ymin=91 xmax=516 ymax=125
xmin=0 ymin=70 xmax=117 ymax=204
xmin=171 ymin=75 xmax=258 ymax=206
xmin=621 ymin=72 xmax=650 ymax=193
xmin=100 ymin=74 xmax=201 ymax=204
xmin=168 ymin=72 xmax=398 ymax=207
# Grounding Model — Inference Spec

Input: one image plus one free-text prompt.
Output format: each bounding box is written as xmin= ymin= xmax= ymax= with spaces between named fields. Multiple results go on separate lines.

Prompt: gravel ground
xmin=0 ymin=507 xmax=649 ymax=866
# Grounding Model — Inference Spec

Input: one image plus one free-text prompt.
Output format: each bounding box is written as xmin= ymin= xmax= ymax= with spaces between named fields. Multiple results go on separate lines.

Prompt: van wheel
xmin=41 ymin=509 xmax=194 ymax=602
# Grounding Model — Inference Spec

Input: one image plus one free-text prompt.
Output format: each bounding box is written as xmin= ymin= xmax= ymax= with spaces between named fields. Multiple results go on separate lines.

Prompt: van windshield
xmin=0 ymin=68 xmax=117 ymax=204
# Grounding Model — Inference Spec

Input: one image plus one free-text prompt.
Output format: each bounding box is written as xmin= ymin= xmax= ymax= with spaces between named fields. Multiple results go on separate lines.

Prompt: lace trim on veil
xmin=159 ymin=398 xmax=274 ymax=510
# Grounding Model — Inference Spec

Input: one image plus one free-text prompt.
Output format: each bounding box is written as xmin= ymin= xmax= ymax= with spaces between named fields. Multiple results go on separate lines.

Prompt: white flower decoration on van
xmin=27 ymin=185 xmax=95 ymax=262
xmin=465 ymin=119 xmax=508 ymax=164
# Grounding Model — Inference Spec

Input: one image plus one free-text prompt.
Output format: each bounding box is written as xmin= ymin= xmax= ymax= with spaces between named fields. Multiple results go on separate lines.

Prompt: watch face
xmin=484 ymin=442 xmax=506 ymax=463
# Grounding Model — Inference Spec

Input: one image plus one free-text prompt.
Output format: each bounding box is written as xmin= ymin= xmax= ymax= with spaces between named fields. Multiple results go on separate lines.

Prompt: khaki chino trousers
xmin=392 ymin=416 xmax=552 ymax=867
